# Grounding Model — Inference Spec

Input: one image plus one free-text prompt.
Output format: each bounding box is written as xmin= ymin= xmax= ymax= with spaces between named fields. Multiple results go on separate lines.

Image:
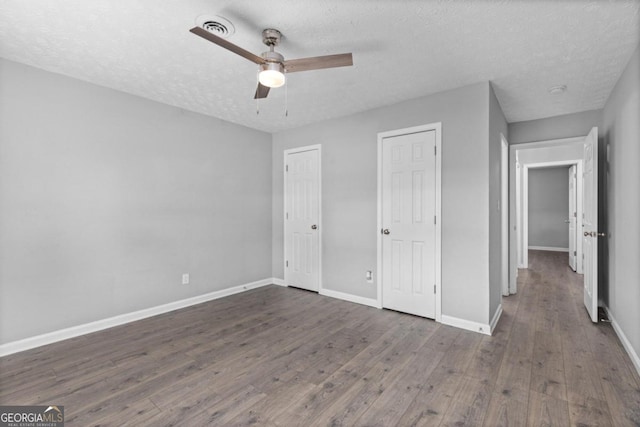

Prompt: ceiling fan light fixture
xmin=259 ymin=62 xmax=285 ymax=88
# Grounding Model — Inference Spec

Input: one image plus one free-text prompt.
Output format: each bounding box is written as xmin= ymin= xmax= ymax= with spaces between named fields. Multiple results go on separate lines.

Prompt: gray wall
xmin=509 ymin=109 xmax=603 ymax=144
xmin=602 ymin=44 xmax=640 ymax=364
xmin=0 ymin=59 xmax=273 ymax=344
xmin=272 ymin=82 xmax=496 ymax=325
xmin=488 ymin=85 xmax=508 ymax=319
xmin=528 ymin=167 xmax=570 ymax=249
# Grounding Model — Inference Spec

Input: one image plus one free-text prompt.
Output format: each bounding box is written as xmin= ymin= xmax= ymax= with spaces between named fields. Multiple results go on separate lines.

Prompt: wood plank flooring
xmin=2 ymin=250 xmax=640 ymax=426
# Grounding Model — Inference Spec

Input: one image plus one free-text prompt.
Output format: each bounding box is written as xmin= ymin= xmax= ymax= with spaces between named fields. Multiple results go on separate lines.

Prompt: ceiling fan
xmin=189 ymin=26 xmax=353 ymax=99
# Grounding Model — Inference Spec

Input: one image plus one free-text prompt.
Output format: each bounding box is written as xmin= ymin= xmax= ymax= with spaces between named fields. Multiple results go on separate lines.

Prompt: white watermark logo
xmin=0 ymin=405 xmax=64 ymax=426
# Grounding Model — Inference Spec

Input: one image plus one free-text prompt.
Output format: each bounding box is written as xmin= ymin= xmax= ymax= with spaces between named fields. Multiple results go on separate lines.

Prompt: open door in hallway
xmin=582 ymin=127 xmax=599 ymax=322
xmin=568 ymin=165 xmax=577 ymax=272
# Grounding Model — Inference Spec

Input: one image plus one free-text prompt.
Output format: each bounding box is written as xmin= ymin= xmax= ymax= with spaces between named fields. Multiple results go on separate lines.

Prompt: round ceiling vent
xmin=195 ymin=15 xmax=235 ymax=38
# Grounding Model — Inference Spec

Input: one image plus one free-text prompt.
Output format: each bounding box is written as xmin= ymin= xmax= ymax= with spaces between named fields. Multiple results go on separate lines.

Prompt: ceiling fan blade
xmin=254 ymin=83 xmax=270 ymax=99
xmin=284 ymin=53 xmax=353 ymax=73
xmin=190 ymin=27 xmax=264 ymax=65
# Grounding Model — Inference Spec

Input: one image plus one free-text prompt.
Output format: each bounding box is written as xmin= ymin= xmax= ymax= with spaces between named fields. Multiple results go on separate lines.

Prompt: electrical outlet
xmin=365 ymin=270 xmax=373 ymax=283
xmin=182 ymin=273 xmax=189 ymax=285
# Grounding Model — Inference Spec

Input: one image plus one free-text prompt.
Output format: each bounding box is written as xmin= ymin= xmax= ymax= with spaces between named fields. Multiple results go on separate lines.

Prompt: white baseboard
xmin=271 ymin=277 xmax=286 ymax=287
xmin=490 ymin=304 xmax=503 ymax=334
xmin=0 ymin=278 xmax=278 ymax=357
xmin=441 ymin=314 xmax=492 ymax=336
xmin=605 ymin=307 xmax=640 ymax=377
xmin=319 ymin=288 xmax=381 ymax=309
xmin=528 ymin=246 xmax=569 ymax=252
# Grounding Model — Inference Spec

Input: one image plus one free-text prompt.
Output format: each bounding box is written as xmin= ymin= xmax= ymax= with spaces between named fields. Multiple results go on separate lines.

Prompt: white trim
xmin=512 ymin=157 xmax=521 ymax=292
xmin=511 ymin=136 xmax=584 ymax=150
xmin=319 ymin=289 xmax=381 ymax=309
xmin=441 ymin=314 xmax=492 ymax=336
xmin=376 ymin=122 xmax=442 ymax=322
xmin=440 ymin=305 xmax=502 ymax=336
xmin=271 ymin=277 xmax=286 ymax=287
xmin=0 ymin=278 xmax=276 ymax=357
xmin=435 ymin=123 xmax=442 ymax=322
xmin=521 ymin=160 xmax=583 ymax=270
xmin=376 ymin=133 xmax=384 ymax=308
xmin=511 ymin=134 xmax=585 ymax=273
xmin=526 ymin=160 xmax=580 ymax=168
xmin=501 ymin=135 xmax=509 ymax=296
xmin=576 ymin=161 xmax=584 ymax=274
xmin=605 ymin=307 xmax=640 ymax=377
xmin=528 ymin=246 xmax=569 ymax=252
xmin=283 ymin=144 xmax=322 ymax=293
xmin=523 ymin=165 xmax=529 ymax=268
xmin=520 ymin=164 xmax=529 ymax=268
xmin=490 ymin=304 xmax=503 ymax=334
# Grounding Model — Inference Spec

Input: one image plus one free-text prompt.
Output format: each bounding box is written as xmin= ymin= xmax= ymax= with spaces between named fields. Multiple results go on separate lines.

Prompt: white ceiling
xmin=1 ymin=1 xmax=638 ymax=133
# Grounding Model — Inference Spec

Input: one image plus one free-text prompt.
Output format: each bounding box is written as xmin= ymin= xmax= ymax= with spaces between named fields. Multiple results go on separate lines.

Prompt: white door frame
xmin=509 ymin=136 xmax=585 ymax=293
xmin=521 ymin=161 xmax=583 ymax=272
xmin=568 ymin=165 xmax=578 ymax=272
xmin=376 ymin=122 xmax=442 ymax=321
xmin=501 ymin=134 xmax=509 ymax=296
xmin=284 ymin=144 xmax=322 ymax=292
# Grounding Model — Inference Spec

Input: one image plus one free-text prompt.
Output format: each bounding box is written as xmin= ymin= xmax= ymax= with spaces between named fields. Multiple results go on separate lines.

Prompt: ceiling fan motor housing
xmin=262 ymin=50 xmax=284 ymax=64
xmin=262 ymin=29 xmax=282 ymax=47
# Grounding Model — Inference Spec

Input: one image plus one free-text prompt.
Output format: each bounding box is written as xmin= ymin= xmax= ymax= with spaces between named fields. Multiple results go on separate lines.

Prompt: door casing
xmin=509 ymin=136 xmax=585 ymax=293
xmin=509 ymin=132 xmax=597 ymax=293
xmin=569 ymin=165 xmax=578 ymax=271
xmin=501 ymin=134 xmax=509 ymax=296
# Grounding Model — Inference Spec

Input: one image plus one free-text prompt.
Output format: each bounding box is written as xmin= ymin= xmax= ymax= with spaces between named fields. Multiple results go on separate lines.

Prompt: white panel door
xmin=568 ymin=165 xmax=577 ymax=271
xmin=381 ymin=130 xmax=436 ymax=318
xmin=285 ymin=149 xmax=320 ymax=292
xmin=582 ymin=127 xmax=599 ymax=322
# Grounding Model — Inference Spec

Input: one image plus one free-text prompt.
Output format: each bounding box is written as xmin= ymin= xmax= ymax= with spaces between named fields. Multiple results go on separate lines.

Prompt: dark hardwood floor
xmin=1 ymin=250 xmax=639 ymax=426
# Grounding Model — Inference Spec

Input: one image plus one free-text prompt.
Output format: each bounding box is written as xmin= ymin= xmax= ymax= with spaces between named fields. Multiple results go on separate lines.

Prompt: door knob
xmin=584 ymin=231 xmax=591 ymax=237
xmin=311 ymin=224 xmax=318 ymax=230
xmin=596 ymin=232 xmax=606 ymax=237
xmin=564 ymin=220 xmax=571 ymax=223
xmin=382 ymin=229 xmax=390 ymax=235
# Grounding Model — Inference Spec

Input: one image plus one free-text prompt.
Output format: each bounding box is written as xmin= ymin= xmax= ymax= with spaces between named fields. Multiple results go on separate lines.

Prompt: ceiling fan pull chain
xmin=256 ymin=97 xmax=260 ymax=115
xmin=285 ymin=79 xmax=288 ymax=117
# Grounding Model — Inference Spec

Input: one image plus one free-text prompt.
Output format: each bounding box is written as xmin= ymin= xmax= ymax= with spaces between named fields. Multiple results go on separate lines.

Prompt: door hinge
xmin=434 ymin=284 xmax=436 ymax=294
xmin=286 ymin=165 xmax=289 ymax=172
xmin=286 ymin=260 xmax=289 ymax=267
xmin=286 ymin=212 xmax=288 ymax=219
xmin=574 ymin=251 xmax=577 ymax=256
xmin=434 ymin=145 xmax=437 ymax=155
xmin=434 ymin=216 xmax=437 ymax=225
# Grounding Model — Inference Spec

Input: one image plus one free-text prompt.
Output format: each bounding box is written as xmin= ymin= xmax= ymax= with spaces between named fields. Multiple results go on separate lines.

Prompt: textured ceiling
xmin=1 ymin=1 xmax=638 ymax=133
